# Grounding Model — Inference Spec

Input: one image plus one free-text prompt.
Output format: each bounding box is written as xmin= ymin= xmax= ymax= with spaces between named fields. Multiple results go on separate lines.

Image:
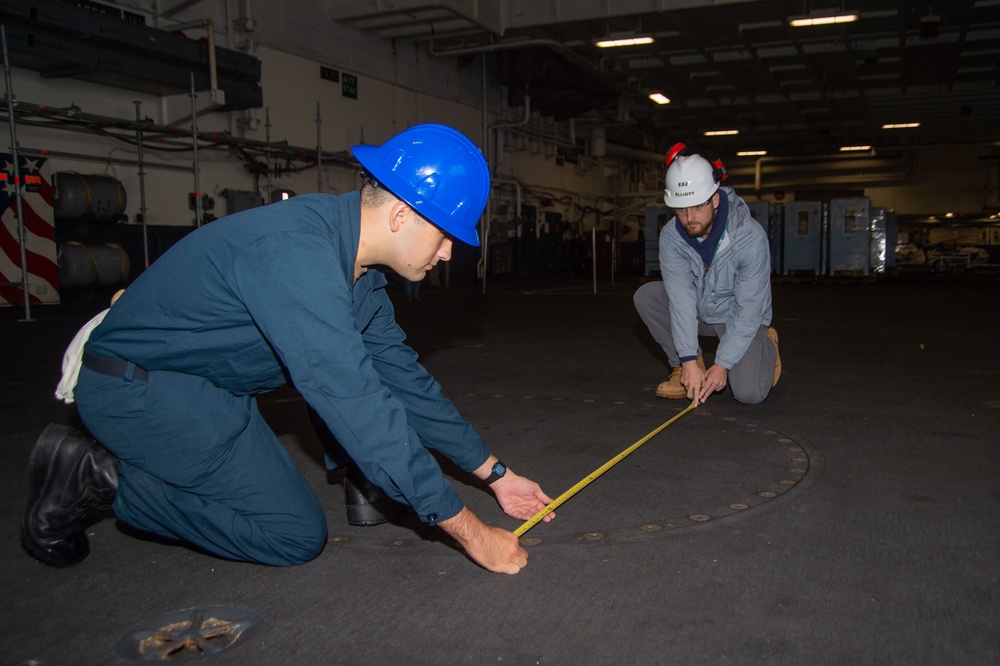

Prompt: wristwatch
xmin=484 ymin=460 xmax=507 ymax=484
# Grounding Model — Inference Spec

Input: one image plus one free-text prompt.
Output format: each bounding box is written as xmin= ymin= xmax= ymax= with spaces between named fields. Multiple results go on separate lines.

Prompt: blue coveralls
xmin=75 ymin=192 xmax=490 ymax=566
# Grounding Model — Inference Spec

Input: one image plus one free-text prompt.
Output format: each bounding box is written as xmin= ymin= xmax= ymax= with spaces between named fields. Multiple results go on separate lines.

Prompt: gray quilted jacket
xmin=658 ymin=186 xmax=773 ymax=369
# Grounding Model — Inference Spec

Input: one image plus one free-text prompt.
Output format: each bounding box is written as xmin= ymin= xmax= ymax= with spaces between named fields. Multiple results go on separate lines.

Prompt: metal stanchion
xmin=189 ymin=73 xmax=202 ymax=227
xmin=592 ymin=227 xmax=597 ymax=295
xmin=315 ymin=102 xmax=323 ymax=193
xmin=265 ymin=107 xmax=272 ymax=202
xmin=134 ymin=101 xmax=150 ymax=269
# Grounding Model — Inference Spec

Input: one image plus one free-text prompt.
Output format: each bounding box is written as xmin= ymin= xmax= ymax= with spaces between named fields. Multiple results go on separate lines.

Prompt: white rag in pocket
xmin=55 ymin=309 xmax=110 ymax=405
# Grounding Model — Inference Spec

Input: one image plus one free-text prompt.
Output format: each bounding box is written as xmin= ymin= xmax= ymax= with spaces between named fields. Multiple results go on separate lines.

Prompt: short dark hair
xmin=360 ymin=175 xmax=431 ymax=228
xmin=360 ymin=171 xmax=399 ymax=210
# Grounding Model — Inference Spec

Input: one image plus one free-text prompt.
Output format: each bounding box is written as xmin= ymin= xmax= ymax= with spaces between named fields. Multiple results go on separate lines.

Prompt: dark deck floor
xmin=2 ymin=274 xmax=999 ymax=665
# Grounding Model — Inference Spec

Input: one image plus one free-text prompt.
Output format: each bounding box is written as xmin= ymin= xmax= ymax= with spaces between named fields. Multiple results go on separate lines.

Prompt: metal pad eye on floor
xmin=115 ymin=606 xmax=261 ymax=662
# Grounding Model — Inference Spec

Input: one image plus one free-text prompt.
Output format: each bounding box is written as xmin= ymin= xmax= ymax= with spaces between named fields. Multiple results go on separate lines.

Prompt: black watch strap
xmin=485 ymin=460 xmax=507 ymax=484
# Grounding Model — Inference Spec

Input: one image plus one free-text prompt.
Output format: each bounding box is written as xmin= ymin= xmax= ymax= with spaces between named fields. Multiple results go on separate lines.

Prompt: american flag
xmin=0 ymin=153 xmax=59 ymax=306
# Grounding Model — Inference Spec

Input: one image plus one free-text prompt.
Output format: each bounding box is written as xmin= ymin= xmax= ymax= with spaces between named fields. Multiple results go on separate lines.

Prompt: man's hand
xmin=694 ymin=364 xmax=728 ymax=405
xmin=491 ymin=472 xmax=555 ymax=523
xmin=438 ymin=507 xmax=528 ymax=574
xmin=680 ymin=358 xmax=707 ymax=403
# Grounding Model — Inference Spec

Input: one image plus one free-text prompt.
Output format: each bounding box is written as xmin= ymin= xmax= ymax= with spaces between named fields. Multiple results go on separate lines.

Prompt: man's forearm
xmin=438 ymin=505 xmax=481 ymax=545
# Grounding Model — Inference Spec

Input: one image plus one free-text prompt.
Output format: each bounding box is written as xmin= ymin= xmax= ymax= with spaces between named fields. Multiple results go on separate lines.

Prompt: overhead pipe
xmin=503 ymin=123 xmax=577 ymax=150
xmin=751 ymin=153 xmax=917 ymax=193
xmin=605 ymin=142 xmax=662 ymax=163
xmin=566 ymin=142 xmax=918 ymax=192
xmin=13 ymin=146 xmax=193 ymax=172
xmin=588 ymin=147 xmax=917 ymax=190
xmin=0 ymin=99 xmax=356 ymax=167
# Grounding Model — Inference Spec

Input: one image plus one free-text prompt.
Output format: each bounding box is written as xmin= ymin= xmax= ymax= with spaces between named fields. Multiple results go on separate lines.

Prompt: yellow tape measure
xmin=513 ymin=401 xmax=697 ymax=537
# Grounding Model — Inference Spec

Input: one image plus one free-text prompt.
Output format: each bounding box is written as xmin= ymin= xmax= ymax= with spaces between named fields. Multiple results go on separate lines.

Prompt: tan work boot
xmin=767 ymin=326 xmax=781 ymax=387
xmin=655 ymin=356 xmax=705 ymax=399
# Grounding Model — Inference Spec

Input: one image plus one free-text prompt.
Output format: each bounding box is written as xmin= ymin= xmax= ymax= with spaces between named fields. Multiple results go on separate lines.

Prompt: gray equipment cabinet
xmin=828 ymin=198 xmax=872 ymax=276
xmin=782 ymin=201 xmax=823 ymax=276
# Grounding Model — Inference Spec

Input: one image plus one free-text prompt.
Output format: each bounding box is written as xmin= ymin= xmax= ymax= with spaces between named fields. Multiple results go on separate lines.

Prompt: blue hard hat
xmin=351 ymin=123 xmax=490 ymax=247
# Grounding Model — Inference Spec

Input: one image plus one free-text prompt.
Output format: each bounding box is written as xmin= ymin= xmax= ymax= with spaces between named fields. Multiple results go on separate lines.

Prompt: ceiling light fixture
xmin=882 ymin=122 xmax=921 ymax=129
xmin=704 ymin=129 xmax=739 ymax=136
xmin=648 ymin=92 xmax=671 ymax=105
xmin=789 ymin=12 xmax=859 ymax=27
xmin=737 ymin=150 xmax=768 ymax=156
xmin=595 ymin=35 xmax=654 ymax=48
xmin=839 ymin=145 xmax=872 ymax=152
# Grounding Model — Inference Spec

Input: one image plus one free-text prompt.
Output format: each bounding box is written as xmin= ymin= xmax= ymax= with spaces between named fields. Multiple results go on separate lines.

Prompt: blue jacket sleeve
xmin=231 ymin=231 xmax=465 ymax=526
xmin=359 ymin=298 xmax=491 ymax=473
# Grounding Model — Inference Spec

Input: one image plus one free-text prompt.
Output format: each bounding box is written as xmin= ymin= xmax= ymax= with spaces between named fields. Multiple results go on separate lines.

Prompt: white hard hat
xmin=663 ymin=153 xmax=720 ymax=207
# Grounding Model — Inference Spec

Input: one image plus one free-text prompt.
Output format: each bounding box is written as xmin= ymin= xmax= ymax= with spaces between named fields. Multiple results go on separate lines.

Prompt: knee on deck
xmin=239 ymin=505 xmax=328 ymax=567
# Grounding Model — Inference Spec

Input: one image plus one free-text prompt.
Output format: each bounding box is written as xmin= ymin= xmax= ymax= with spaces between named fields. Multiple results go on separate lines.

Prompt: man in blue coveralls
xmin=21 ymin=123 xmax=554 ymax=574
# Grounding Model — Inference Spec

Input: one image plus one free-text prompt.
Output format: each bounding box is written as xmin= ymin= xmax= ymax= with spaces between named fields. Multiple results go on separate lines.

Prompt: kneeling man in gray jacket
xmin=635 ymin=144 xmax=781 ymax=406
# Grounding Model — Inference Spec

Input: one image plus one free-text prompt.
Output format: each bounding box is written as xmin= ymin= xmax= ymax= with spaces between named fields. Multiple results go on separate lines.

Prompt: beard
xmin=682 ymin=218 xmax=713 ymax=238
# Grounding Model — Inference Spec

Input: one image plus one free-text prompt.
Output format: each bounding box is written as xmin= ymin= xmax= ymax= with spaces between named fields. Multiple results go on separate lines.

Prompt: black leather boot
xmin=21 ymin=424 xmax=119 ymax=567
xmin=344 ymin=467 xmax=412 ymax=526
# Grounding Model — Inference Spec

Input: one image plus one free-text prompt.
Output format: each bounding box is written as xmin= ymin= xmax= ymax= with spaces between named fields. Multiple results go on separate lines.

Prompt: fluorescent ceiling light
xmin=595 ymin=36 xmax=654 ymax=48
xmin=882 ymin=122 xmax=921 ymax=129
xmin=704 ymin=129 xmax=739 ymax=136
xmin=839 ymin=145 xmax=872 ymax=152
xmin=648 ymin=93 xmax=671 ymax=105
xmin=737 ymin=150 xmax=768 ymax=156
xmin=789 ymin=13 xmax=859 ymax=27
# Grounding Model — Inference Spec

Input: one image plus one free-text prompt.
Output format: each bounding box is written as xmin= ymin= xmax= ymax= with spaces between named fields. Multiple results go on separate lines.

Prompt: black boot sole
xmin=347 ymin=502 xmax=406 ymax=527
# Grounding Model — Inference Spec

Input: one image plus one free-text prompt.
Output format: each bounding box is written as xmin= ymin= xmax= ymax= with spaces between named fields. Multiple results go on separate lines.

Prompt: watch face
xmin=486 ymin=462 xmax=507 ymax=483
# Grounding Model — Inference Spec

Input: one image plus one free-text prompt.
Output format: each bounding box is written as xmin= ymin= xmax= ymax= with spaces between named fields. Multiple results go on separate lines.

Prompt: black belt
xmin=82 ymin=352 xmax=149 ymax=381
